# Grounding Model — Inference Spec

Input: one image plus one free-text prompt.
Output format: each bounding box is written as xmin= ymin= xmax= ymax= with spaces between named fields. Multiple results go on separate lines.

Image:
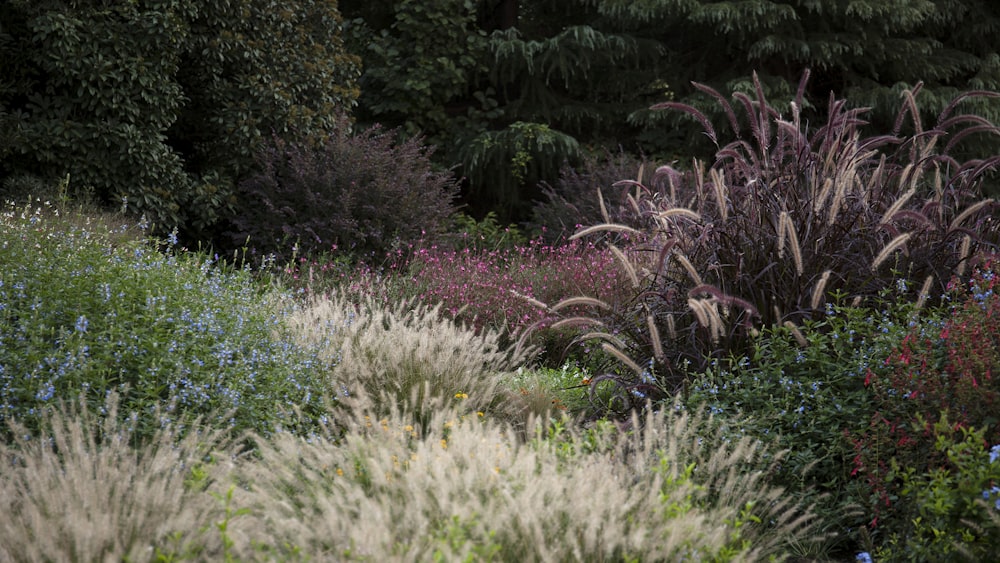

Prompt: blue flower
xmin=75 ymin=315 xmax=88 ymax=333
xmin=856 ymin=552 xmax=873 ymax=563
xmin=990 ymin=444 xmax=1000 ymax=464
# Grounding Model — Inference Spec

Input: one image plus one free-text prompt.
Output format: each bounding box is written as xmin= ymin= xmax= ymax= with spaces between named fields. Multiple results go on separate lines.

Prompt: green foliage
xmin=852 ymin=257 xmax=1000 ymax=549
xmin=0 ymin=198 xmax=334 ymax=443
xmin=682 ymin=293 xmax=932 ymax=557
xmin=876 ymin=417 xmax=1000 ymax=562
xmin=590 ymin=0 xmax=1000 ymax=158
xmin=0 ymin=0 xmax=360 ymax=238
xmin=445 ymin=211 xmax=527 ymax=252
xmin=459 ymin=121 xmax=581 ymax=219
xmin=344 ymin=0 xmax=497 ymax=146
xmin=226 ymin=124 xmax=459 ymax=265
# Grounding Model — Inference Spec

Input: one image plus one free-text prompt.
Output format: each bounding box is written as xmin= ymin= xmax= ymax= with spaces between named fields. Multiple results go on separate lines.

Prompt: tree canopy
xmin=344 ymin=0 xmax=1000 ymax=221
xmin=0 ymin=0 xmax=360 ymax=237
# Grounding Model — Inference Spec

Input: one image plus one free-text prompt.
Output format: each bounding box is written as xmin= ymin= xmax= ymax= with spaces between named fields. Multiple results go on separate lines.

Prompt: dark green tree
xmin=0 ymin=0 xmax=360 ymax=237
xmin=589 ymin=0 xmax=1000 ymax=158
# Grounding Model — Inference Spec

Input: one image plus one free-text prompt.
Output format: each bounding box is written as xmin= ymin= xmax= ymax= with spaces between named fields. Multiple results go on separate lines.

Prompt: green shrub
xmin=682 ymin=289 xmax=934 ymax=558
xmin=0 ymin=199 xmax=333 ymax=442
xmin=852 ymin=255 xmax=1000 ymax=550
xmin=0 ymin=0 xmax=360 ymax=237
xmin=875 ymin=417 xmax=1000 ymax=562
xmin=227 ymin=125 xmax=459 ymax=265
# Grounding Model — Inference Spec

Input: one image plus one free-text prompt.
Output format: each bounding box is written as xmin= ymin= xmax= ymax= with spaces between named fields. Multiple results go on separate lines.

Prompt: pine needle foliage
xmin=554 ymin=73 xmax=1000 ymax=396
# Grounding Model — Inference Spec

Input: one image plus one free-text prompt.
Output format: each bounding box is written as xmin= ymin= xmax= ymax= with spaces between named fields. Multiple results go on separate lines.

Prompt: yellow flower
xmin=440 ymin=439 xmax=448 ymax=450
xmin=476 ymin=411 xmax=485 ymax=418
xmin=454 ymin=392 xmax=469 ymax=399
xmin=581 ymin=378 xmax=591 ymax=386
xmin=336 ymin=467 xmax=344 ymax=477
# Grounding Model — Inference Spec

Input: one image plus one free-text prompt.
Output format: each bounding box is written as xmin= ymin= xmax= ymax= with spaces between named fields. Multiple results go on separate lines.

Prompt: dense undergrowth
xmin=3 ymin=79 xmax=1000 ymax=561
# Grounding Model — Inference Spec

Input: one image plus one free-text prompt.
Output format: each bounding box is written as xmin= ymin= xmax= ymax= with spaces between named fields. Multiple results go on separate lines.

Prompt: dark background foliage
xmin=1 ymin=0 xmax=999 ymax=255
xmin=227 ymin=125 xmax=459 ymax=264
xmin=0 ymin=0 xmax=360 ymax=240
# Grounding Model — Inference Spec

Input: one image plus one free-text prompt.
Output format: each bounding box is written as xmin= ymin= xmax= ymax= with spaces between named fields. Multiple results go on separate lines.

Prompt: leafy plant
xmin=227 ymin=125 xmax=459 ymax=265
xmin=852 ymin=256 xmax=1000 ymax=544
xmin=683 ymin=290 xmax=935 ymax=558
xmin=875 ymin=416 xmax=1000 ymax=562
xmin=0 ymin=0 xmax=361 ymax=238
xmin=0 ymin=198 xmax=334 ymax=443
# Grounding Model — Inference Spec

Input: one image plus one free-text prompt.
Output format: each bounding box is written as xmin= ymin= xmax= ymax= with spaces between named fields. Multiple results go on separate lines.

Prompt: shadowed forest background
xmin=2 ymin=0 xmax=999 ymax=251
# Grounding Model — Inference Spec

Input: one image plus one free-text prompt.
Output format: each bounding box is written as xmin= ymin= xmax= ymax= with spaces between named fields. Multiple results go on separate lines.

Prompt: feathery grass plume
xmin=674 ymin=253 xmax=703 ymax=286
xmin=948 ymin=199 xmax=995 ymax=232
xmin=0 ymin=393 xmax=235 ymax=562
xmin=914 ymin=274 xmax=934 ymax=311
xmin=601 ymin=342 xmax=645 ymax=375
xmin=509 ymin=289 xmax=550 ymax=313
xmin=657 ymin=207 xmax=702 ymax=223
xmin=577 ymin=331 xmax=628 ymax=350
xmin=666 ymin=313 xmax=677 ymax=340
xmin=647 ymin=313 xmax=664 ymax=362
xmin=780 ymin=211 xmax=804 ymax=275
xmin=709 ymin=167 xmax=728 ymax=221
xmin=549 ymin=316 xmax=605 ymax=330
xmin=569 ymin=223 xmax=642 ymax=240
xmin=549 ymin=296 xmax=611 ymax=312
xmin=880 ymin=187 xmax=917 ymax=225
xmin=688 ymin=297 xmax=710 ymax=329
xmin=783 ymin=321 xmax=809 ymax=348
xmin=871 ymin=233 xmax=912 ymax=272
xmin=811 ymin=270 xmax=832 ymax=310
xmin=958 ymin=235 xmax=973 ymax=276
xmin=598 ymin=186 xmax=610 ymax=223
xmin=688 ymin=298 xmax=723 ymax=343
xmin=284 ymin=288 xmax=530 ymax=425
xmin=608 ymin=244 xmax=640 ymax=289
xmin=226 ymin=391 xmax=819 ymax=561
xmin=825 ymin=164 xmax=854 ymax=227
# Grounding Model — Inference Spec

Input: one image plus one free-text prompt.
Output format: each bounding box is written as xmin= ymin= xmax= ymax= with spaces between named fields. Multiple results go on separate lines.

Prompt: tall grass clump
xmin=0 ymin=198 xmax=334 ymax=442
xmin=552 ymin=72 xmax=1000 ymax=395
xmin=284 ymin=288 xmax=534 ymax=428
xmin=0 ymin=393 xmax=235 ymax=562
xmin=224 ymin=390 xmax=821 ymax=561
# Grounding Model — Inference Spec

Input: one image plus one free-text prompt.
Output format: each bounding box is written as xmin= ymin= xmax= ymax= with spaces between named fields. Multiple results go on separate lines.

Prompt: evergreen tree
xmin=590 ymin=0 xmax=1000 ymax=158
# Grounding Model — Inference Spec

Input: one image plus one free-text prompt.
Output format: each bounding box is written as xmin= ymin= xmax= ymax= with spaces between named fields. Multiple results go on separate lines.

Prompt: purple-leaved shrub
xmin=227 ymin=123 xmax=459 ymax=265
